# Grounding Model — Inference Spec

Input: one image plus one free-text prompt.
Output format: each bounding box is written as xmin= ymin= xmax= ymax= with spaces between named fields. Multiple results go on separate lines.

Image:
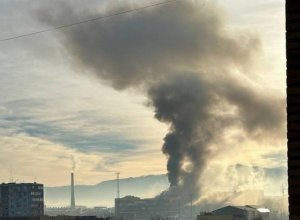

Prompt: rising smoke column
xmin=148 ymin=75 xmax=213 ymax=201
xmin=37 ymin=1 xmax=285 ymax=203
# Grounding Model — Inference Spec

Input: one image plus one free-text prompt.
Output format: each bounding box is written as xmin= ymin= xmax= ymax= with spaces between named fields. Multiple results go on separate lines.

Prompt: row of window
xmin=31 ymin=191 xmax=42 ymax=195
xmin=7 ymin=185 xmax=43 ymax=191
xmin=32 ymin=198 xmax=43 ymax=202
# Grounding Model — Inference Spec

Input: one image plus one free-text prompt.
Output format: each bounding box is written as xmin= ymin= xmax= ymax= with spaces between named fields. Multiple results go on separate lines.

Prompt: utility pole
xmin=9 ymin=166 xmax=14 ymax=182
xmin=190 ymin=194 xmax=193 ymax=220
xmin=116 ymin=172 xmax=120 ymax=199
xmin=115 ymin=172 xmax=121 ymax=220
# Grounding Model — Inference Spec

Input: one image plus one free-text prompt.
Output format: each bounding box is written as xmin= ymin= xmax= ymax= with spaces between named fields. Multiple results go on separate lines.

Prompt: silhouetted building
xmin=115 ymin=196 xmax=179 ymax=220
xmin=44 ymin=206 xmax=112 ymax=217
xmin=0 ymin=182 xmax=44 ymax=217
xmin=197 ymin=205 xmax=270 ymax=220
xmin=43 ymin=216 xmax=110 ymax=220
xmin=0 ymin=217 xmax=110 ymax=220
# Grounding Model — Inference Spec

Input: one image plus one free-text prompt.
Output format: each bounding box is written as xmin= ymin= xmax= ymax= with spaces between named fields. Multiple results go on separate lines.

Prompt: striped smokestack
xmin=70 ymin=172 xmax=75 ymax=209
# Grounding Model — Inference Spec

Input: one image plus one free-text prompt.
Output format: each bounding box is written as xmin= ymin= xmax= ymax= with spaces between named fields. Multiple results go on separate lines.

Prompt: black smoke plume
xmin=37 ymin=0 xmax=285 ymax=203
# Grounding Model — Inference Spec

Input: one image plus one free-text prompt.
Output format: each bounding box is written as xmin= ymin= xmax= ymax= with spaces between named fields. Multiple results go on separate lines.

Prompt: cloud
xmin=0 ymin=69 xmax=167 ymax=153
xmin=0 ymin=101 xmax=140 ymax=153
xmin=39 ymin=1 xmax=261 ymax=89
xmin=0 ymin=134 xmax=166 ymax=186
xmin=0 ymin=134 xmax=105 ymax=186
xmin=0 ymin=16 xmax=168 ymax=184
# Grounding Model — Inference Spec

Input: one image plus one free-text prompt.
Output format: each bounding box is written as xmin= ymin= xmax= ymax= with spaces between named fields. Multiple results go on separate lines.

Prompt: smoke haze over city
xmin=0 ymin=0 xmax=286 ymax=208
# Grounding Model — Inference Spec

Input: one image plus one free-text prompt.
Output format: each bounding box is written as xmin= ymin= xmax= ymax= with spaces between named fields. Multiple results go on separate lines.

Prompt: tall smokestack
xmin=70 ymin=172 xmax=75 ymax=209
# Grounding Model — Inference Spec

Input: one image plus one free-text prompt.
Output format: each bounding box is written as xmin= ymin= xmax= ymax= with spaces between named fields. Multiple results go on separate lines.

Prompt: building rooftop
xmin=1 ymin=182 xmax=43 ymax=185
xmin=213 ymin=205 xmax=270 ymax=214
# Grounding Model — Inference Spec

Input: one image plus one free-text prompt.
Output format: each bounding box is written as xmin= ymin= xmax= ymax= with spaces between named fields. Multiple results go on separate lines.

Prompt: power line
xmin=0 ymin=0 xmax=179 ymax=42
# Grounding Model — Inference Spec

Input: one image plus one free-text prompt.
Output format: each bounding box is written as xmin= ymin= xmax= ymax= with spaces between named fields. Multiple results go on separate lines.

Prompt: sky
xmin=0 ymin=0 xmax=286 ymax=197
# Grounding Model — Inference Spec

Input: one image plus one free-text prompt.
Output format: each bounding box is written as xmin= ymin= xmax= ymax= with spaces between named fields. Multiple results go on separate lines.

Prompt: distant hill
xmin=44 ymin=174 xmax=169 ymax=207
xmin=44 ymin=166 xmax=287 ymax=208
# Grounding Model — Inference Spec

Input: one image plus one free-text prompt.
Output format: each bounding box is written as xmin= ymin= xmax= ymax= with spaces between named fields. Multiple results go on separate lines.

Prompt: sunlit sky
xmin=0 ymin=0 xmax=285 ymax=190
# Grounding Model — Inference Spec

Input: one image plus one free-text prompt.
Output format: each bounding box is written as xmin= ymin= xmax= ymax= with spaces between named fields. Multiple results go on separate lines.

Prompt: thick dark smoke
xmin=37 ymin=1 xmax=285 ymax=203
xmin=149 ymin=75 xmax=214 ymax=202
xmin=37 ymin=1 xmax=259 ymax=90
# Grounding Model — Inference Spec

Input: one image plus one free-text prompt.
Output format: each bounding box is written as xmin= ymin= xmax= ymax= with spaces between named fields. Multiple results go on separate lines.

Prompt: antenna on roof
xmin=116 ymin=172 xmax=120 ymax=199
xmin=9 ymin=166 xmax=14 ymax=183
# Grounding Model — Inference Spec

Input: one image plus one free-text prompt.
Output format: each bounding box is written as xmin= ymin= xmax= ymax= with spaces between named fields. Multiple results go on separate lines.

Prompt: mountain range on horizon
xmin=44 ymin=174 xmax=169 ymax=207
xmin=44 ymin=166 xmax=287 ymax=208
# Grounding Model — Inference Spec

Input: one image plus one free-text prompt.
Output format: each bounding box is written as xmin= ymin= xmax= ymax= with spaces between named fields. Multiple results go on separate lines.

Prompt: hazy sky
xmin=0 ymin=0 xmax=285 ymax=194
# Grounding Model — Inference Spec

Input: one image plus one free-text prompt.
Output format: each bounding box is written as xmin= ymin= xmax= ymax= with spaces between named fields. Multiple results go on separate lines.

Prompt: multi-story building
xmin=0 ymin=182 xmax=44 ymax=217
xmin=115 ymin=196 xmax=179 ymax=220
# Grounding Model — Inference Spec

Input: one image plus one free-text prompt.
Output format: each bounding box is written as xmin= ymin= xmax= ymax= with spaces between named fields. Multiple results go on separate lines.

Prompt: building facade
xmin=0 ymin=182 xmax=44 ymax=217
xmin=115 ymin=196 xmax=179 ymax=220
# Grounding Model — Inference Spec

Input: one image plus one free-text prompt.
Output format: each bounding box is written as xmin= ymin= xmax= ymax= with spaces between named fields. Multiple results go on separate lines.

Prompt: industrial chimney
xmin=70 ymin=172 xmax=75 ymax=209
